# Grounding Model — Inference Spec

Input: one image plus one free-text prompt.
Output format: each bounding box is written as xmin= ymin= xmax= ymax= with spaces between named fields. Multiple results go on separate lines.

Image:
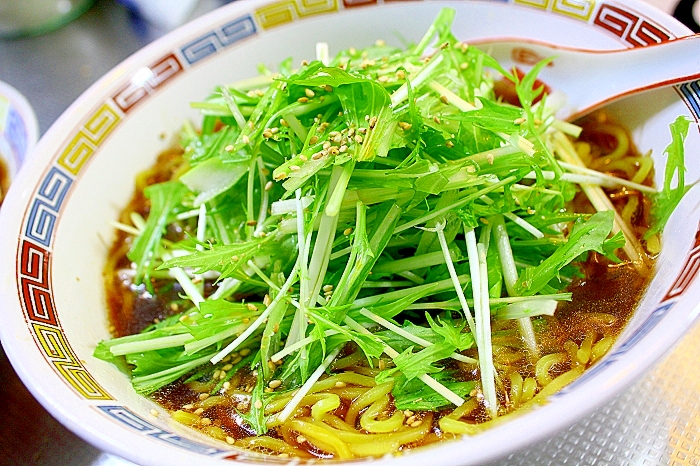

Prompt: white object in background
xmin=0 ymin=81 xmax=39 ymax=204
xmin=118 ymin=0 xmax=201 ymax=31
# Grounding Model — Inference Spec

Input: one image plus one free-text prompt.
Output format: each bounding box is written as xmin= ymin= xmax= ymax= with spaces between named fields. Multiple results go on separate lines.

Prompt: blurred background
xmin=0 ymin=0 xmax=699 ymax=465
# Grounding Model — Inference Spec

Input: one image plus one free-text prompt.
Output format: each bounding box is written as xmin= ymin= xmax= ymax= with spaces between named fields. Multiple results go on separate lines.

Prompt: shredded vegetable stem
xmin=491 ymin=216 xmax=538 ymax=356
xmin=477 ymin=243 xmax=498 ymax=418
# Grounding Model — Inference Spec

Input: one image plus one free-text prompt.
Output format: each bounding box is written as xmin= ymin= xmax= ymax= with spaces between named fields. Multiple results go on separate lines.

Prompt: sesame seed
xmin=265 ymin=180 xmax=273 ymax=191
xmin=263 ymin=294 xmax=271 ymax=306
xmin=354 ymin=135 xmax=363 ymax=144
xmin=309 ymin=135 xmax=319 ymax=145
xmin=223 ymin=381 xmax=231 ymax=390
xmin=323 ymin=284 xmax=334 ymax=292
xmin=440 ymin=41 xmax=450 ymax=49
xmin=274 ymin=171 xmax=287 ymax=180
xmin=150 ymin=409 xmax=159 ymax=417
xmin=297 ymin=435 xmax=307 ymax=444
xmin=460 ymin=62 xmax=469 ymax=70
xmin=324 ymin=85 xmax=333 ymax=92
xmin=338 ymin=145 xmax=348 ymax=153
xmin=343 ymin=227 xmax=353 ymax=236
xmin=440 ymin=95 xmax=449 ymax=105
xmin=232 ymin=356 xmax=242 ymax=364
xmin=263 ymin=130 xmax=273 ymax=139
xmin=226 ymin=436 xmax=235 ymax=445
xmin=301 ymin=59 xmax=309 ymax=66
xmin=514 ymin=117 xmax=526 ymax=125
xmin=396 ymin=69 xmax=406 ymax=79
xmin=433 ymin=116 xmax=441 ymax=124
xmin=369 ymin=116 xmax=378 ymax=129
xmin=194 ymin=407 xmax=204 ymax=415
xmin=246 ymin=220 xmax=258 ymax=226
xmin=335 ymin=381 xmax=346 ymax=388
xmin=280 ymin=118 xmax=289 ymax=127
xmin=312 ymin=151 xmax=325 ymax=160
xmin=240 ymin=348 xmax=251 ymax=356
xmin=398 ymin=121 xmax=412 ymax=130
xmin=289 ymin=165 xmax=301 ymax=171
xmin=486 ymin=153 xmax=495 ymax=165
xmin=299 ymin=155 xmax=308 ymax=162
xmin=246 ymin=303 xmax=258 ymax=311
xmin=375 ymin=39 xmax=386 ymax=46
xmin=323 ymin=141 xmax=332 ymax=150
xmin=225 ymin=144 xmax=234 ymax=152
xmin=269 ymin=379 xmax=282 ymax=389
xmin=410 ymin=420 xmax=422 ymax=427
xmin=182 ymin=404 xmax=194 ymax=410
xmin=328 ymin=146 xmax=339 ymax=155
xmin=242 ymin=318 xmax=250 ymax=324
xmin=212 ymin=370 xmax=222 ymax=379
xmin=358 ymin=127 xmax=367 ymax=134
xmin=241 ymin=135 xmax=250 ymax=144
xmin=297 ymin=97 xmax=309 ymax=103
xmin=273 ymin=322 xmax=280 ymax=333
xmin=305 ymin=88 xmax=315 ymax=98
xmin=201 ymin=418 xmax=212 ymax=425
xmin=254 ymin=400 xmax=263 ymax=409
xmin=446 ymin=140 xmax=454 ymax=148
xmin=199 ymin=393 xmax=210 ymax=401
xmin=378 ymin=75 xmax=389 ymax=83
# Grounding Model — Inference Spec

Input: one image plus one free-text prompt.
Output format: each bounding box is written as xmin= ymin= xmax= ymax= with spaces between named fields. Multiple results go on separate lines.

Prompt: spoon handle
xmin=479 ymin=35 xmax=700 ymax=120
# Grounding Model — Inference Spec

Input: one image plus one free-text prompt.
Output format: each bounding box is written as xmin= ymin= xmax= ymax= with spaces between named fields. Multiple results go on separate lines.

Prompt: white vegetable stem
xmin=491 ymin=215 xmax=539 ymax=355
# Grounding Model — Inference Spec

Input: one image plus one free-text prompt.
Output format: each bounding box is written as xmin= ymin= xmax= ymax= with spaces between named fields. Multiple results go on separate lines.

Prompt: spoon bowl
xmin=474 ymin=34 xmax=700 ymax=120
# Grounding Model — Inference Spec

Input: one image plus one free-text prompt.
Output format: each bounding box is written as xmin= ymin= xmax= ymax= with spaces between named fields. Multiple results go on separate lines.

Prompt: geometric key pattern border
xmin=15 ymin=0 xmax=700 ymax=457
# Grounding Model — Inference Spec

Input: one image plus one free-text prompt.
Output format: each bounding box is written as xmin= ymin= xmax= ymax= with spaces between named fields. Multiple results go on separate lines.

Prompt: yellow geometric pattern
xmin=552 ymin=0 xmax=595 ymax=21
xmin=32 ymin=323 xmax=112 ymax=400
xmin=514 ymin=0 xmax=594 ymax=21
xmin=57 ymin=103 xmax=121 ymax=175
xmin=255 ymin=0 xmax=338 ymax=29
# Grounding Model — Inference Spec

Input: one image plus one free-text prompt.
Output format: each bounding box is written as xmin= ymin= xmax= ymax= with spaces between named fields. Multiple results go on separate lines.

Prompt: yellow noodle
xmin=574 ymin=141 xmax=592 ymax=166
xmin=584 ymin=312 xmax=617 ymax=328
xmin=521 ymin=377 xmax=537 ymax=402
xmin=360 ymin=397 xmax=405 ymax=433
xmin=535 ymin=353 xmax=567 ymax=386
xmin=236 ymin=436 xmax=312 ymax=458
xmin=202 ymin=425 xmax=227 ymax=440
xmin=443 ymin=397 xmax=479 ymax=420
xmin=186 ymin=381 xmax=215 ymax=393
xmin=439 ymin=417 xmax=479 ymax=435
xmin=345 ymin=381 xmax=393 ymax=426
xmin=621 ymin=195 xmax=639 ymax=226
xmin=576 ymin=331 xmax=596 ymax=365
xmin=646 ymin=232 xmax=661 ymax=255
xmin=331 ymin=351 xmax=365 ymax=370
xmin=631 ymin=155 xmax=653 ymax=184
xmin=598 ymin=124 xmax=630 ymax=161
xmin=266 ymin=393 xmax=334 ymax=415
xmin=493 ymin=347 xmax=526 ymax=365
xmin=563 ymin=340 xmax=580 ymax=368
xmin=172 ymin=410 xmax=200 ymax=426
xmin=591 ymin=335 xmax=614 ymax=363
xmin=311 ymin=394 xmax=341 ymax=420
xmin=196 ymin=395 xmax=227 ymax=409
xmin=323 ymin=413 xmax=358 ymax=432
xmin=600 ymin=158 xmax=638 ymax=179
xmin=522 ymin=366 xmax=585 ymax=409
xmin=328 ymin=386 xmax=370 ymax=400
xmin=289 ymin=419 xmax=354 ymax=459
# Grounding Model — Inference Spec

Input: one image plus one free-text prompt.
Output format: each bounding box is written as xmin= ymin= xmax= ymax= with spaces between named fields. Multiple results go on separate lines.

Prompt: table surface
xmin=1 ymin=1 xmax=699 ymax=465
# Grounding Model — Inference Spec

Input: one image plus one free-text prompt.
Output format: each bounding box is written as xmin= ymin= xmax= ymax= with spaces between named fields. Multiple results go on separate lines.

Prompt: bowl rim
xmin=0 ymin=0 xmax=698 ymax=465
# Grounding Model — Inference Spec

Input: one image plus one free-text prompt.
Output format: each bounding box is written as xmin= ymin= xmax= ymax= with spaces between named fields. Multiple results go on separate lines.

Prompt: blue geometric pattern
xmin=678 ymin=80 xmax=700 ymax=121
xmin=97 ymin=405 xmax=227 ymax=456
xmin=180 ymin=15 xmax=256 ymax=65
xmin=25 ymin=167 xmax=73 ymax=247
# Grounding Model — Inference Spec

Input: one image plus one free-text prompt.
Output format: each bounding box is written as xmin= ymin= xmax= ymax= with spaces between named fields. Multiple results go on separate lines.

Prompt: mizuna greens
xmin=96 ymin=8 xmax=690 ymax=456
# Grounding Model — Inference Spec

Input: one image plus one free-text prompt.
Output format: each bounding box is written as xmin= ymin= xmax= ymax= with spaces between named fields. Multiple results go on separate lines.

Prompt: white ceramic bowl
xmin=1 ymin=1 xmax=699 ymax=465
xmin=0 ymin=80 xmax=38 ymax=204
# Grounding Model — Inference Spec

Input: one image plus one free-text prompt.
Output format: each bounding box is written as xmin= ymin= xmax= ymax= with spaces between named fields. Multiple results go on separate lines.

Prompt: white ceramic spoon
xmin=473 ymin=34 xmax=700 ymax=120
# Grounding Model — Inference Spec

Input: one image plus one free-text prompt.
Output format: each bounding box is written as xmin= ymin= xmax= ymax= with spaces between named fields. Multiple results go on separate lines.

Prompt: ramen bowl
xmin=1 ymin=1 xmax=699 ymax=465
